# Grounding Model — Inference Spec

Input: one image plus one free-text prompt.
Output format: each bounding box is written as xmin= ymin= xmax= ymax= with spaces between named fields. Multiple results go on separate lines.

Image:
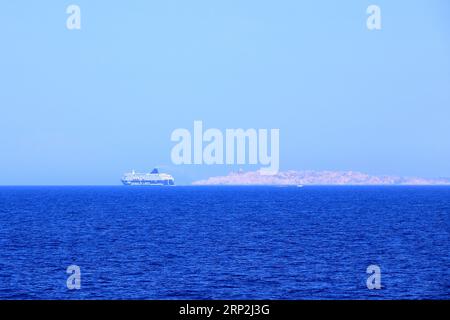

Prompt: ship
xmin=121 ymin=168 xmax=175 ymax=186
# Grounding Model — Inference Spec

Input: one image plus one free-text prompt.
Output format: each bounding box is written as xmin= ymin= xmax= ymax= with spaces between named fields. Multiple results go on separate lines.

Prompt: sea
xmin=0 ymin=186 xmax=448 ymax=299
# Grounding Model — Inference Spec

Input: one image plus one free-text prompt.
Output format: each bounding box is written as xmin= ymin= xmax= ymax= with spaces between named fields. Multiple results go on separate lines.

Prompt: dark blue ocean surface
xmin=0 ymin=186 xmax=449 ymax=299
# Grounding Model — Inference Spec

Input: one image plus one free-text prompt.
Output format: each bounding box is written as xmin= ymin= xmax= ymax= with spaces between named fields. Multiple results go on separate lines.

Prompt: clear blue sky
xmin=0 ymin=1 xmax=449 ymax=185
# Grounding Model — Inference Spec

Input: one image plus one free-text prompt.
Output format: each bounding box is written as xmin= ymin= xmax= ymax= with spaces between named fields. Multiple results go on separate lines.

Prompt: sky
xmin=0 ymin=1 xmax=449 ymax=185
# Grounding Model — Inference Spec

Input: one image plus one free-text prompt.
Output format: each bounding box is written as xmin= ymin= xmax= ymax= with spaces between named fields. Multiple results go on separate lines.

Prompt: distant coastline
xmin=192 ymin=170 xmax=450 ymax=186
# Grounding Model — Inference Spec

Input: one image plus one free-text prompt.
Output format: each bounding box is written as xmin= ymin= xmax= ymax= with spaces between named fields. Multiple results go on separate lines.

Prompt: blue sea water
xmin=0 ymin=186 xmax=448 ymax=300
